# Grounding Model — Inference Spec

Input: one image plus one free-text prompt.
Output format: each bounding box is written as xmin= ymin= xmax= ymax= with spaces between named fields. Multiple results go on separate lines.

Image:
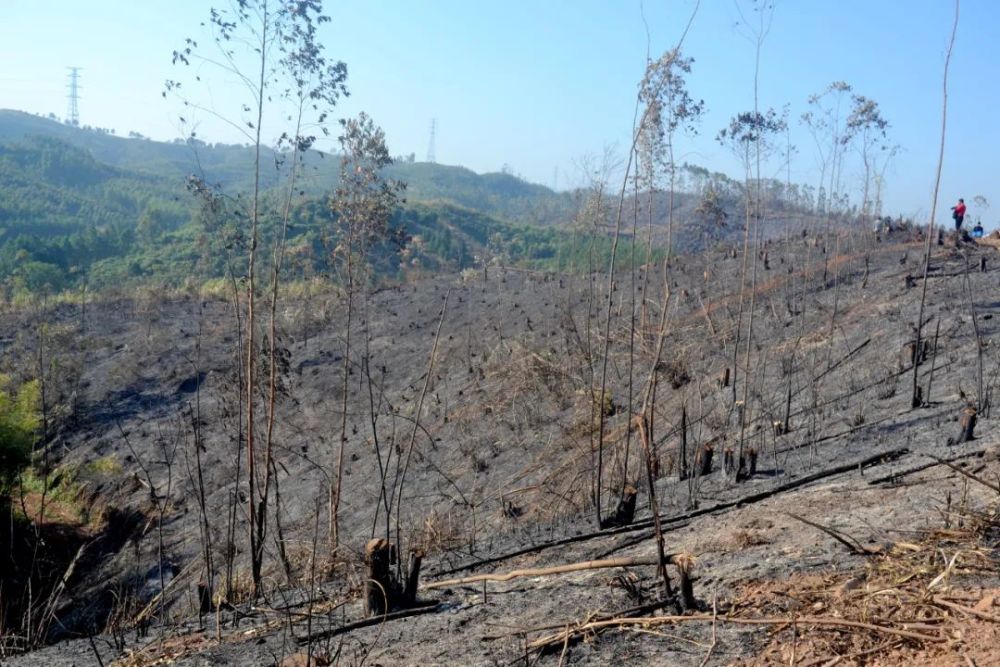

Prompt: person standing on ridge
xmin=951 ymin=198 xmax=967 ymax=231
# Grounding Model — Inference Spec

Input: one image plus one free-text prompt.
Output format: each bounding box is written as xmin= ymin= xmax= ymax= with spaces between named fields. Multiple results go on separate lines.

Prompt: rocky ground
xmin=3 ymin=224 xmax=1000 ymax=665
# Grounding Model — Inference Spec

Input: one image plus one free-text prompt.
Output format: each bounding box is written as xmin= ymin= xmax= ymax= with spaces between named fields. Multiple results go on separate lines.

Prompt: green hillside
xmin=0 ymin=113 xmax=600 ymax=296
xmin=0 ymin=110 xmax=576 ymax=225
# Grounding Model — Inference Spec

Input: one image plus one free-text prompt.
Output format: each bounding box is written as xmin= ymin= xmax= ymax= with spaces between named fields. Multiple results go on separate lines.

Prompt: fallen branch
xmin=812 ymin=337 xmax=871 ymax=384
xmin=785 ymin=512 xmax=877 ymax=556
xmin=480 ymin=599 xmax=673 ymax=641
xmin=932 ymin=596 xmax=1000 ymax=623
xmin=925 ymin=454 xmax=1000 ymax=494
xmin=435 ymin=447 xmax=909 ymax=576
xmin=868 ymin=449 xmax=985 ymax=486
xmin=424 ymin=555 xmax=667 ymax=590
xmin=528 ymin=613 xmax=944 ymax=651
xmin=295 ymin=601 xmax=440 ymax=645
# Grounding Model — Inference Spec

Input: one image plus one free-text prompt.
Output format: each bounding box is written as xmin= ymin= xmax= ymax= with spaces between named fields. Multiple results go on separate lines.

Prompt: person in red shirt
xmin=952 ymin=198 xmax=967 ymax=230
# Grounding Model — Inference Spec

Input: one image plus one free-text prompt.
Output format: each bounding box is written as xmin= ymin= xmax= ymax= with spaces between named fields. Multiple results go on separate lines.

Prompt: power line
xmin=426 ymin=118 xmax=437 ymax=163
xmin=66 ymin=66 xmax=82 ymax=126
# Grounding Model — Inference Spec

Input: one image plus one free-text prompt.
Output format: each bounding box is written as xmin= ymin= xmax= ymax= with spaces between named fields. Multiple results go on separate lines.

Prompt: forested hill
xmin=0 ymin=110 xmax=832 ymax=296
xmin=0 ymin=110 xmax=576 ymax=225
xmin=0 ymin=111 xmax=610 ymax=295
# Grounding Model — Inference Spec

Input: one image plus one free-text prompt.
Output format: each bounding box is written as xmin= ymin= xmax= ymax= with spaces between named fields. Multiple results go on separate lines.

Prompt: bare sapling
xmin=168 ymin=0 xmax=348 ymax=597
xmin=328 ymin=113 xmax=404 ymax=556
xmin=912 ymin=0 xmax=959 ymax=409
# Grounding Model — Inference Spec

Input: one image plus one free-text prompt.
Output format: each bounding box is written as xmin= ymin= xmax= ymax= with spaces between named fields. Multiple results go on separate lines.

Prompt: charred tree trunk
xmin=679 ymin=407 xmax=689 ymax=481
xmin=718 ymin=367 xmax=730 ymax=389
xmin=675 ymin=555 xmax=697 ymax=612
xmin=404 ymin=550 xmax=424 ymax=606
xmin=365 ymin=538 xmax=395 ymax=616
xmin=958 ymin=407 xmax=977 ymax=443
xmin=602 ymin=485 xmax=639 ymax=529
xmin=696 ymin=443 xmax=714 ymax=476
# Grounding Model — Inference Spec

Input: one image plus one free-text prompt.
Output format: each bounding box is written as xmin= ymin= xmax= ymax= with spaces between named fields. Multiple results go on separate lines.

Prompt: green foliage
xmin=0 ymin=375 xmax=40 ymax=492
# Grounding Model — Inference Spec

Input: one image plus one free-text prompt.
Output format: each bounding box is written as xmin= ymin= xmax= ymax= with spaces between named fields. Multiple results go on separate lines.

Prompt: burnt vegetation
xmin=5 ymin=1 xmax=1000 ymax=666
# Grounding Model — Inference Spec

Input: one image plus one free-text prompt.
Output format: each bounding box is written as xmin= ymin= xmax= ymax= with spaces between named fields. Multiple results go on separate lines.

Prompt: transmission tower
xmin=426 ymin=118 xmax=437 ymax=163
xmin=66 ymin=67 xmax=82 ymax=126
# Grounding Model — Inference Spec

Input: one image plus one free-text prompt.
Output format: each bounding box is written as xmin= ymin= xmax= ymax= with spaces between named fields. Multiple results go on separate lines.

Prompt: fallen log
xmin=432 ymin=447 xmax=910 ymax=576
xmin=528 ymin=612 xmax=945 ymax=652
xmin=480 ymin=599 xmax=673 ymax=642
xmin=424 ymin=555 xmax=669 ymax=590
xmin=294 ymin=602 xmax=441 ymax=645
xmin=785 ymin=512 xmax=877 ymax=556
xmin=594 ymin=447 xmax=910 ymax=559
xmin=868 ymin=449 xmax=986 ymax=486
xmin=925 ymin=454 xmax=1000 ymax=494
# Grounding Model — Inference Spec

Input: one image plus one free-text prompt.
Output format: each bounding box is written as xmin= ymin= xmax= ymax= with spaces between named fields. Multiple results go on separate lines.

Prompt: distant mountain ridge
xmin=0 ymin=109 xmax=576 ymax=226
xmin=0 ymin=110 xmax=607 ymax=294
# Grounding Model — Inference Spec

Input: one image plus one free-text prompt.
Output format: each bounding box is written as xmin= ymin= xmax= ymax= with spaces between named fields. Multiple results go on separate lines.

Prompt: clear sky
xmin=1 ymin=1 xmax=995 ymax=225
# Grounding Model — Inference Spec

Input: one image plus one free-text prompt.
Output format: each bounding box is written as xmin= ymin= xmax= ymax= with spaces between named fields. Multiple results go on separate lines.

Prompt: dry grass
xmin=733 ymin=502 xmax=1000 ymax=665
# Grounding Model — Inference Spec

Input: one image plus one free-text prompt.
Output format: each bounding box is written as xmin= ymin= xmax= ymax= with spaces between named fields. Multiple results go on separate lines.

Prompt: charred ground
xmin=3 ymin=223 xmax=1000 ymax=665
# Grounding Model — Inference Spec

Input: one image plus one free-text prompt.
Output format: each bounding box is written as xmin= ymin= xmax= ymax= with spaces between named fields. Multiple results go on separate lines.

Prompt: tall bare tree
xmin=328 ymin=112 xmax=404 ymax=553
xmin=168 ymin=0 xmax=347 ymax=596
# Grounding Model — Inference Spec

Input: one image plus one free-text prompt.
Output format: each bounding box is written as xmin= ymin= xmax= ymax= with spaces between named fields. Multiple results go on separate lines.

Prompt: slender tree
xmin=845 ymin=95 xmax=890 ymax=228
xmin=801 ymin=81 xmax=854 ymax=215
xmin=167 ymin=0 xmax=347 ymax=596
xmin=328 ymin=112 xmax=404 ymax=553
xmin=912 ymin=0 xmax=959 ymax=409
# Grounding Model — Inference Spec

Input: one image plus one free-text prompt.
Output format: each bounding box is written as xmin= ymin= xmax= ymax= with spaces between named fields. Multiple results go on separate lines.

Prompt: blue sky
xmin=0 ymin=1 xmax=994 ymax=225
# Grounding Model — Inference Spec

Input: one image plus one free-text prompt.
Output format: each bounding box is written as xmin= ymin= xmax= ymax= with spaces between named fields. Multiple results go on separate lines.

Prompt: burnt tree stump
xmin=903 ymin=340 xmax=929 ymax=368
xmin=696 ymin=444 xmax=713 ymax=476
xmin=197 ymin=580 xmax=212 ymax=616
xmin=675 ymin=555 xmax=697 ymax=612
xmin=602 ymin=485 xmax=638 ymax=528
xmin=745 ymin=447 xmax=758 ymax=477
xmin=365 ymin=538 xmax=395 ymax=616
xmin=723 ymin=447 xmax=736 ymax=477
xmin=404 ymin=550 xmax=424 ymax=606
xmin=959 ymin=407 xmax=977 ymax=442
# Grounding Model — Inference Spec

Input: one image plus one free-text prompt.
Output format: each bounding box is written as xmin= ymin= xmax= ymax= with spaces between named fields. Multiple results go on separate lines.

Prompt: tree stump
xmin=745 ymin=447 xmax=758 ymax=477
xmin=903 ymin=340 xmax=928 ymax=368
xmin=723 ymin=447 xmax=736 ymax=477
xmin=197 ymin=580 xmax=212 ymax=616
xmin=696 ymin=444 xmax=713 ymax=476
xmin=675 ymin=554 xmax=697 ymax=612
xmin=602 ymin=485 xmax=638 ymax=528
xmin=404 ymin=550 xmax=424 ymax=606
xmin=959 ymin=406 xmax=977 ymax=442
xmin=365 ymin=539 xmax=395 ymax=616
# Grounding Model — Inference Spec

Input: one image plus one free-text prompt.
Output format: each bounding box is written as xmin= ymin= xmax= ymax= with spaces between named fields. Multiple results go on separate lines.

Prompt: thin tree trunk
xmin=912 ymin=0 xmax=959 ymax=409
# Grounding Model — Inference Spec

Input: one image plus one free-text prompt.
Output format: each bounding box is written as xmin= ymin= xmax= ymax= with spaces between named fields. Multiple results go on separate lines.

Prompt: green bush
xmin=0 ymin=375 xmax=40 ymax=492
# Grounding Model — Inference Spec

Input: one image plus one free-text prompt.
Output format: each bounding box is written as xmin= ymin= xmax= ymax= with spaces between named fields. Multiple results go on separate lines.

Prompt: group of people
xmin=951 ymin=198 xmax=985 ymax=238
